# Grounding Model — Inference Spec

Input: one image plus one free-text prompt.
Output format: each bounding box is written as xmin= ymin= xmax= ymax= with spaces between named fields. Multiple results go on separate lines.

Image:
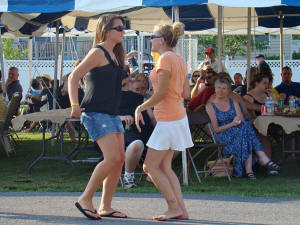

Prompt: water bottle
xmin=265 ymin=97 xmax=274 ymax=115
xmin=289 ymin=96 xmax=296 ymax=112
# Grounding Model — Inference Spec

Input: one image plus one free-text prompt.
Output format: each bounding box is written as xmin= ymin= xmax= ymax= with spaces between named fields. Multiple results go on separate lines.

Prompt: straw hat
xmin=41 ymin=74 xmax=51 ymax=81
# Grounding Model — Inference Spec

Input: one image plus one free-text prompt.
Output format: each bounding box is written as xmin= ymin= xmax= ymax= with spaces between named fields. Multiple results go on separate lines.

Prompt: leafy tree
xmin=1 ymin=38 xmax=28 ymax=59
xmin=197 ymin=34 xmax=269 ymax=60
xmin=223 ymin=35 xmax=247 ymax=60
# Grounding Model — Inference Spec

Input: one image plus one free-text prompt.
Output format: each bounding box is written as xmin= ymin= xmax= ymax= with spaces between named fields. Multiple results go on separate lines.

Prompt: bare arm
xmin=206 ymin=103 xmax=239 ymax=133
xmin=68 ymin=48 xmax=104 ymax=117
xmin=182 ymin=76 xmax=190 ymax=99
xmin=191 ymin=78 xmax=201 ymax=99
xmin=243 ymin=94 xmax=261 ymax=112
xmin=233 ymin=100 xmax=245 ymax=122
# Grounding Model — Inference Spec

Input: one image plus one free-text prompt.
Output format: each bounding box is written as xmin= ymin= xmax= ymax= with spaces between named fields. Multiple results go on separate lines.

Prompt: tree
xmin=2 ymin=38 xmax=28 ymax=60
xmin=197 ymin=35 xmax=218 ymax=60
xmin=198 ymin=34 xmax=269 ymax=60
xmin=223 ymin=35 xmax=247 ymax=60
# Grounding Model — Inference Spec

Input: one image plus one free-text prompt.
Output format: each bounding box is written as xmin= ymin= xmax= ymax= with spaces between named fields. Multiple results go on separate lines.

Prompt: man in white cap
xmin=197 ymin=47 xmax=228 ymax=73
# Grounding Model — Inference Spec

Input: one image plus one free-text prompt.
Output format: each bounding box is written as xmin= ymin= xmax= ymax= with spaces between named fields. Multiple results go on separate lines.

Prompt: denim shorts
xmin=80 ymin=112 xmax=124 ymax=141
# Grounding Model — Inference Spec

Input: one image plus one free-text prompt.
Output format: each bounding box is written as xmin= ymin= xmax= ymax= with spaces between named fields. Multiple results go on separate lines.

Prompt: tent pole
xmin=217 ymin=6 xmax=223 ymax=72
xmin=28 ymin=37 xmax=33 ymax=86
xmin=173 ymin=5 xmax=188 ymax=186
xmin=60 ymin=28 xmax=66 ymax=85
xmin=280 ymin=11 xmax=284 ymax=72
xmin=247 ymin=8 xmax=251 ymax=90
xmin=51 ymin=21 xmax=59 ymax=143
xmin=0 ymin=27 xmax=6 ymax=99
xmin=53 ymin=21 xmax=59 ymax=111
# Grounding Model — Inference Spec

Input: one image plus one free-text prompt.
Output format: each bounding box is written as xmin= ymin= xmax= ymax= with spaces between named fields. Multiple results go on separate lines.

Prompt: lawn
xmin=1 ymin=132 xmax=300 ymax=198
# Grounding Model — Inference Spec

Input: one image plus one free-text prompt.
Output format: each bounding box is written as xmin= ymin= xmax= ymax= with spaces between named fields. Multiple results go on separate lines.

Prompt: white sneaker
xmin=123 ymin=174 xmax=137 ymax=189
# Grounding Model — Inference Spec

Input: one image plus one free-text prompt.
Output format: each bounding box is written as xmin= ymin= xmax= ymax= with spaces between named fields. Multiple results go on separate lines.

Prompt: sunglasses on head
xmin=150 ymin=35 xmax=162 ymax=40
xmin=111 ymin=26 xmax=125 ymax=32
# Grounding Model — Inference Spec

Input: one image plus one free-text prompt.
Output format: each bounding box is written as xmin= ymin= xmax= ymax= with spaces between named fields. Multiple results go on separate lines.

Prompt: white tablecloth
xmin=12 ymin=108 xmax=71 ymax=131
xmin=253 ymin=115 xmax=300 ymax=136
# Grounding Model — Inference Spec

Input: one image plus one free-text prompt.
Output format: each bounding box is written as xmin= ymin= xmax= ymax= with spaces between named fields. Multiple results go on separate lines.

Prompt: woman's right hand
xmin=70 ymin=106 xmax=83 ymax=118
xmin=120 ymin=115 xmax=134 ymax=126
xmin=231 ymin=116 xmax=242 ymax=126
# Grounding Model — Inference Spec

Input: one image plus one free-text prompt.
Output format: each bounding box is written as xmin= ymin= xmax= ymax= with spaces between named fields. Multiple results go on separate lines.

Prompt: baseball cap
xmin=41 ymin=74 xmax=51 ymax=81
xmin=255 ymin=54 xmax=265 ymax=59
xmin=204 ymin=47 xmax=214 ymax=54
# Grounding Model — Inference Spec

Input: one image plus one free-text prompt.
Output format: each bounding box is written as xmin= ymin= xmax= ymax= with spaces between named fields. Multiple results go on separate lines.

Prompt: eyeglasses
xmin=193 ymin=75 xmax=200 ymax=78
xmin=150 ymin=35 xmax=162 ymax=40
xmin=135 ymin=87 xmax=146 ymax=91
xmin=111 ymin=26 xmax=125 ymax=32
xmin=205 ymin=76 xmax=212 ymax=80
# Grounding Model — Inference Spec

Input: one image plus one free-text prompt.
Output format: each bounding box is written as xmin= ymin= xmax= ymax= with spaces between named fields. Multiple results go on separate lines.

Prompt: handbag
xmin=205 ymin=155 xmax=234 ymax=177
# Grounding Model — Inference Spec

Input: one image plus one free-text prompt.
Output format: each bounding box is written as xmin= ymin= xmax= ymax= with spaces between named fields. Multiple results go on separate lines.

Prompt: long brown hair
xmin=93 ymin=14 xmax=125 ymax=68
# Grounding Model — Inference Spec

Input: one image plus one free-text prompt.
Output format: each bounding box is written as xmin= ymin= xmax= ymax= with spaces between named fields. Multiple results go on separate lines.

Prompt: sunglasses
xmin=205 ymin=76 xmax=212 ymax=80
xmin=111 ymin=26 xmax=125 ymax=32
xmin=150 ymin=35 xmax=162 ymax=40
xmin=135 ymin=87 xmax=146 ymax=91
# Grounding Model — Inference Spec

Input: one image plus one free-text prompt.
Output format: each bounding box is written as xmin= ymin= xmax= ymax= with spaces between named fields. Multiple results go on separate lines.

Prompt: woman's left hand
xmin=135 ymin=106 xmax=145 ymax=133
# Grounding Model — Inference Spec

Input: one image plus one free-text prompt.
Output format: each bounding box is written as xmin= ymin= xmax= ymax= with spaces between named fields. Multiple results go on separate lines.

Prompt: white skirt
xmin=146 ymin=115 xmax=194 ymax=151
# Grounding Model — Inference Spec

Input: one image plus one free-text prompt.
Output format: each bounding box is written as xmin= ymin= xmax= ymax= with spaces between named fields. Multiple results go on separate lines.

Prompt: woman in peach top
xmin=135 ymin=22 xmax=193 ymax=221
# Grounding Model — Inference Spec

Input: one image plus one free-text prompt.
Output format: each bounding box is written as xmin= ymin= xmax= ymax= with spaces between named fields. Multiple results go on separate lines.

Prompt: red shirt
xmin=188 ymin=86 xmax=215 ymax=111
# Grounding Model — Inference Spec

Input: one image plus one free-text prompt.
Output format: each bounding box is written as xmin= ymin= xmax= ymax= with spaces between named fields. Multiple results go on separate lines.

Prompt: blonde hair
xmin=93 ymin=14 xmax=125 ymax=68
xmin=154 ymin=22 xmax=185 ymax=48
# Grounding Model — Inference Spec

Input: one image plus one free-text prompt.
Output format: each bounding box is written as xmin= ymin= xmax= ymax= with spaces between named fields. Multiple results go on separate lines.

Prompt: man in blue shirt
xmin=275 ymin=66 xmax=300 ymax=101
xmin=6 ymin=67 xmax=23 ymax=101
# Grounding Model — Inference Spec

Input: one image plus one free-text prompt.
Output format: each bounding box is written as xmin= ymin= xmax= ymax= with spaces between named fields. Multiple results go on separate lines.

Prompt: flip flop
xmin=75 ymin=202 xmax=101 ymax=220
xmin=100 ymin=211 xmax=127 ymax=218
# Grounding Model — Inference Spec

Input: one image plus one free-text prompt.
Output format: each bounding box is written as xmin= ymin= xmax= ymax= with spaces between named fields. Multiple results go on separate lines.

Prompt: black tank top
xmin=80 ymin=45 xmax=126 ymax=115
xmin=245 ymin=93 xmax=268 ymax=117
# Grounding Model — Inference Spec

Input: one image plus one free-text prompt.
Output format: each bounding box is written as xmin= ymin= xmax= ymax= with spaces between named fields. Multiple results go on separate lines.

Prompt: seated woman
xmin=243 ymin=73 xmax=275 ymax=158
xmin=206 ymin=77 xmax=280 ymax=179
xmin=190 ymin=70 xmax=206 ymax=99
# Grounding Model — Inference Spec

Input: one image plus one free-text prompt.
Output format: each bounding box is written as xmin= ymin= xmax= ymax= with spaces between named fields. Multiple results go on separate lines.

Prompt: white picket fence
xmin=3 ymin=59 xmax=300 ymax=99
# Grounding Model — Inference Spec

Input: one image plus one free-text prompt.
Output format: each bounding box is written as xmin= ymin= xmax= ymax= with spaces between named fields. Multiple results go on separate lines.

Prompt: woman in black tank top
xmin=68 ymin=15 xmax=127 ymax=220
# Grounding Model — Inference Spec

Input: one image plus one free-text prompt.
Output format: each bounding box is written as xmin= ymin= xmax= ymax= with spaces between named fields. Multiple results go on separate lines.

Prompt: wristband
xmin=71 ymin=103 xmax=79 ymax=107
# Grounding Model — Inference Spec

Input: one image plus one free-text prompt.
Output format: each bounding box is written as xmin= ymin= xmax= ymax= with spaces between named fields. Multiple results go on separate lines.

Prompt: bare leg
xmin=125 ymin=141 xmax=144 ymax=172
xmin=160 ymin=150 xmax=189 ymax=220
xmin=98 ymin=132 xmax=127 ymax=218
xmin=245 ymin=152 xmax=253 ymax=174
xmin=143 ymin=148 xmax=182 ymax=221
xmin=77 ymin=132 xmax=125 ymax=218
xmin=66 ymin=121 xmax=77 ymax=144
xmin=254 ymin=150 xmax=270 ymax=165
xmin=25 ymin=121 xmax=39 ymax=132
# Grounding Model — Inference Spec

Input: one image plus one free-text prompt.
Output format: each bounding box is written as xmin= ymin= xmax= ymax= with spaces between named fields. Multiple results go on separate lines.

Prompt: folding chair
xmin=0 ymin=93 xmax=22 ymax=156
xmin=187 ymin=111 xmax=231 ymax=183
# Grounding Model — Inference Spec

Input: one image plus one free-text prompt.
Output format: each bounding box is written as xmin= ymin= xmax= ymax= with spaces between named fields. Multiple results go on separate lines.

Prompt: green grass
xmin=1 ymin=132 xmax=300 ymax=198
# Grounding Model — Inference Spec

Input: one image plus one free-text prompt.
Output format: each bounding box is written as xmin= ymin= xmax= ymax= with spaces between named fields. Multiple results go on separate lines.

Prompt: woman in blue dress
xmin=206 ymin=77 xmax=280 ymax=179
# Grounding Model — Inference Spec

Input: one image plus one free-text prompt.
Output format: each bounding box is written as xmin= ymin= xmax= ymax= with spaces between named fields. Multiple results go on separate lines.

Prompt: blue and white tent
xmin=1 ymin=1 xmax=300 ymax=36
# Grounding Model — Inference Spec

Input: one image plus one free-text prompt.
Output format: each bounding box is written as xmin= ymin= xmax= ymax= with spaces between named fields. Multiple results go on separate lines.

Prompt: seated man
xmin=275 ymin=66 xmax=300 ymax=103
xmin=120 ymin=79 xmax=155 ymax=188
xmin=188 ymin=69 xmax=217 ymax=111
xmin=6 ymin=67 xmax=23 ymax=101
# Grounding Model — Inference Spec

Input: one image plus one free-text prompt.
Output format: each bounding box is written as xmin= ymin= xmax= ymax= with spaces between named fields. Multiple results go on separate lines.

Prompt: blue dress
xmin=210 ymin=99 xmax=264 ymax=177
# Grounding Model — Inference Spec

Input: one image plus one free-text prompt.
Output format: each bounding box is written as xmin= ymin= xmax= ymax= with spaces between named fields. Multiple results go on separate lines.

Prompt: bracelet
xmin=137 ymin=105 xmax=143 ymax=111
xmin=71 ymin=103 xmax=79 ymax=107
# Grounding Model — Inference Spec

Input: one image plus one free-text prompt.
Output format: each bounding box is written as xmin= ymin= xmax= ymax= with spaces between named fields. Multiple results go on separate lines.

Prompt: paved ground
xmin=0 ymin=192 xmax=300 ymax=225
